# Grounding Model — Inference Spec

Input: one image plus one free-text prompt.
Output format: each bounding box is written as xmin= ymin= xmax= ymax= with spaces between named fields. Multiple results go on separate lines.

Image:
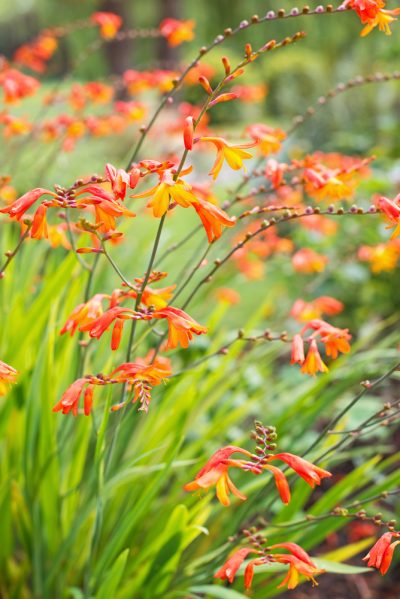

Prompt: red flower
xmin=301 ymin=339 xmax=328 ymax=375
xmin=363 ymin=532 xmax=400 ymax=575
xmin=60 ymin=294 xmax=107 ymax=336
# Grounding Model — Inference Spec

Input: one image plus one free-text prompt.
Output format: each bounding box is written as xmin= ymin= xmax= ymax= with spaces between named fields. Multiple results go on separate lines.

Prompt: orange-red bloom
xmin=159 ymin=18 xmax=195 ymax=46
xmin=0 ymin=360 xmax=18 ymax=396
xmin=363 ymin=532 xmax=400 ymax=575
xmin=192 ymin=197 xmax=236 ymax=242
xmin=301 ymin=339 xmax=329 ymax=375
xmin=184 ymin=446 xmax=254 ymax=506
xmin=292 ymin=248 xmax=328 ymax=274
xmin=345 ymin=0 xmax=400 ymax=35
xmin=152 ymin=306 xmax=207 ymax=349
xmin=267 ymin=453 xmax=331 ymax=488
xmin=214 ymin=548 xmax=257 ymax=583
xmin=91 ymin=12 xmax=122 ymax=40
xmin=377 ymin=194 xmax=400 ymax=239
xmin=60 ymin=294 xmax=107 ymax=336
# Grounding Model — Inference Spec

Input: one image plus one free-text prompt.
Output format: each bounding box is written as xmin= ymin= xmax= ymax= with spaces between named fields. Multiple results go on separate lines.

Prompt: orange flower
xmin=91 ymin=12 xmax=122 ymax=40
xmin=105 ymin=163 xmax=140 ymax=201
xmin=159 ymin=18 xmax=195 ymax=46
xmin=192 ymin=197 xmax=236 ymax=242
xmin=273 ymin=553 xmax=323 ymax=589
xmin=131 ymin=168 xmax=198 ymax=217
xmin=60 ymin=294 xmax=107 ymax=336
xmin=290 ymin=334 xmax=305 ymax=365
xmin=303 ymin=167 xmax=353 ymax=201
xmin=377 ymin=195 xmax=400 ymax=239
xmin=363 ymin=532 xmax=400 ymax=575
xmin=80 ymin=306 xmax=147 ymax=350
xmin=152 ymin=306 xmax=207 ymax=349
xmin=292 ymin=248 xmax=328 ymax=274
xmin=198 ymin=136 xmax=255 ymax=180
xmin=0 ymin=68 xmax=40 ymax=103
xmin=53 ymin=378 xmax=95 ymax=416
xmin=345 ymin=0 xmax=400 ymax=35
xmin=0 ymin=188 xmax=54 ymax=221
xmin=215 ymin=541 xmax=323 ymax=590
xmin=266 ymin=453 xmax=331 ymax=488
xmin=304 ymin=319 xmax=351 ymax=360
xmin=214 ymin=548 xmax=257 ymax=584
xmin=246 ymin=123 xmax=286 ymax=155
xmin=301 ymin=339 xmax=329 ymax=375
xmin=184 ymin=445 xmax=254 ymax=506
xmin=358 ymin=242 xmax=400 ymax=273
xmin=140 ymin=284 xmax=176 ymax=309
xmin=0 ymin=360 xmax=18 ymax=396
xmin=215 ymin=287 xmax=241 ymax=305
xmin=291 ymin=297 xmax=344 ymax=321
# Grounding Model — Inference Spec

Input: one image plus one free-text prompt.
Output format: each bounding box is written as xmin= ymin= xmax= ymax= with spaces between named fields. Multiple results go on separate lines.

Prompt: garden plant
xmin=1 ymin=1 xmax=400 ymax=597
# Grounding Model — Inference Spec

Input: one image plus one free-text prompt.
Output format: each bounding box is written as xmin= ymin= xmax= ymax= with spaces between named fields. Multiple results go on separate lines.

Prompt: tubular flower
xmin=214 ymin=548 xmax=257 ymax=584
xmin=363 ymin=532 xmax=400 ymax=575
xmin=377 ymin=194 xmax=400 ymax=238
xmin=304 ymin=319 xmax=352 ymax=360
xmin=152 ymin=306 xmax=207 ymax=349
xmin=80 ymin=306 xmax=148 ymax=350
xmin=198 ymin=137 xmax=255 ymax=180
xmin=131 ymin=168 xmax=198 ymax=217
xmin=53 ymin=377 xmax=96 ymax=416
xmin=60 ymin=294 xmax=108 ymax=336
xmin=91 ymin=12 xmax=122 ymax=40
xmin=0 ymin=188 xmax=55 ymax=221
xmin=246 ymin=123 xmax=286 ymax=155
xmin=159 ymin=18 xmax=195 ymax=46
xmin=184 ymin=445 xmax=255 ymax=506
xmin=215 ymin=542 xmax=323 ymax=591
xmin=192 ymin=197 xmax=236 ymax=242
xmin=111 ymin=358 xmax=172 ymax=411
xmin=0 ymin=360 xmax=18 ymax=396
xmin=266 ymin=453 xmax=332 ymax=488
xmin=105 ymin=163 xmax=140 ymax=201
xmin=273 ymin=554 xmax=324 ymax=589
xmin=301 ymin=339 xmax=329 ymax=375
xmin=290 ymin=334 xmax=305 ymax=365
xmin=344 ymin=0 xmax=400 ymax=35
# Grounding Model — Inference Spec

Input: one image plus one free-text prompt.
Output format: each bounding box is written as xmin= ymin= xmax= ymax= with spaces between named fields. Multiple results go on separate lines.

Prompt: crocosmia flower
xmin=159 ymin=18 xmax=195 ymax=46
xmin=363 ymin=532 xmax=400 ymax=575
xmin=184 ymin=445 xmax=254 ymax=506
xmin=91 ymin=12 xmax=122 ymax=40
